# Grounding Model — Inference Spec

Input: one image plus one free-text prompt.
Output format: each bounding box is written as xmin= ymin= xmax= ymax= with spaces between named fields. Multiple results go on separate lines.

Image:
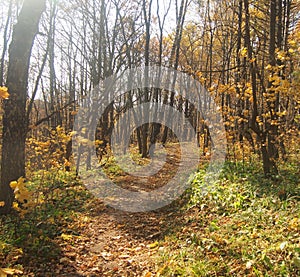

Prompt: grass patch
xmin=0 ymin=170 xmax=93 ymax=275
xmin=155 ymin=161 xmax=300 ymax=276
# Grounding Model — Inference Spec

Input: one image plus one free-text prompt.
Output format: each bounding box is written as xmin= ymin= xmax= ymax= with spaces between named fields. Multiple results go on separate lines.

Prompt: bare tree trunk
xmin=48 ymin=0 xmax=58 ymax=128
xmin=0 ymin=0 xmax=12 ymax=86
xmin=266 ymin=0 xmax=279 ymax=174
xmin=140 ymin=0 xmax=153 ymax=158
xmin=149 ymin=0 xmax=171 ymax=150
xmin=0 ymin=0 xmax=46 ymax=214
xmin=161 ymin=0 xmax=188 ymax=145
xmin=244 ymin=0 xmax=274 ymax=175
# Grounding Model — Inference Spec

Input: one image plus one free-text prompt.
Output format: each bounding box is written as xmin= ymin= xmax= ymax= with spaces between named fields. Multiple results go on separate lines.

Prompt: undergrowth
xmin=0 ymin=170 xmax=92 ymax=275
xmin=155 ymin=161 xmax=300 ymax=276
xmin=0 ymin=156 xmax=299 ymax=276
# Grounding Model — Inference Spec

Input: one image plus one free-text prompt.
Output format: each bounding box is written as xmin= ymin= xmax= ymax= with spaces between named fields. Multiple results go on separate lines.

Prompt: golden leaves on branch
xmin=0 ymin=86 xmax=9 ymax=100
xmin=10 ymin=177 xmax=33 ymax=217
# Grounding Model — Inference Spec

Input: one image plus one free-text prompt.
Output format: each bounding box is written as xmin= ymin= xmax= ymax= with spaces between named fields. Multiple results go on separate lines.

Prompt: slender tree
xmin=0 ymin=0 xmax=46 ymax=214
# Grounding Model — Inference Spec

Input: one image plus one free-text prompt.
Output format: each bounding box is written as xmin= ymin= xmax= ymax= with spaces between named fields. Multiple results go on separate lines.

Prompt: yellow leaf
xmin=0 ymin=268 xmax=23 ymax=276
xmin=144 ymin=272 xmax=152 ymax=277
xmin=64 ymin=159 xmax=71 ymax=168
xmin=0 ymin=268 xmax=6 ymax=277
xmin=15 ymin=189 xmax=31 ymax=203
xmin=61 ymin=233 xmax=74 ymax=241
xmin=266 ymin=64 xmax=272 ymax=70
xmin=16 ymin=177 xmax=26 ymax=188
xmin=95 ymin=140 xmax=104 ymax=146
xmin=148 ymin=241 xmax=159 ymax=249
xmin=0 ymin=86 xmax=9 ymax=99
xmin=9 ymin=181 xmax=18 ymax=190
xmin=240 ymin=47 xmax=248 ymax=58
xmin=288 ymin=218 xmax=299 ymax=230
xmin=289 ymin=40 xmax=296 ymax=47
xmin=0 ymin=268 xmax=7 ymax=277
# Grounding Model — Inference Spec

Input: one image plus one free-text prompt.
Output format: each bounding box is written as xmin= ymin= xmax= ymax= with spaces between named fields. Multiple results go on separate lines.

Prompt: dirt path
xmin=56 ymin=144 xmax=188 ymax=276
xmin=61 ymin=203 xmax=180 ymax=277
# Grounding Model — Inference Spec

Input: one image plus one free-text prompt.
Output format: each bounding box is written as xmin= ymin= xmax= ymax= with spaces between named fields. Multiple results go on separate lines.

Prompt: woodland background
xmin=0 ymin=0 xmax=299 ymax=276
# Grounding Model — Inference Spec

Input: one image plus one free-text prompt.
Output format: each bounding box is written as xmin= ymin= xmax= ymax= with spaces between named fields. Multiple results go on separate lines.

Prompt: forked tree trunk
xmin=0 ymin=0 xmax=46 ymax=214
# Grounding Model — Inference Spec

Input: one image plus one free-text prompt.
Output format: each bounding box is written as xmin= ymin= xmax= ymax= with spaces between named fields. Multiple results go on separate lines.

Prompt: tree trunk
xmin=0 ymin=1 xmax=12 ymax=86
xmin=266 ymin=0 xmax=279 ymax=174
xmin=0 ymin=0 xmax=46 ymax=214
xmin=161 ymin=0 xmax=188 ymax=145
xmin=140 ymin=0 xmax=152 ymax=158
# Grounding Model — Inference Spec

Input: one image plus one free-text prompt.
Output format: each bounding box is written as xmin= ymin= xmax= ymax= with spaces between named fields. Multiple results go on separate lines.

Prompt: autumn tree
xmin=0 ymin=0 xmax=46 ymax=214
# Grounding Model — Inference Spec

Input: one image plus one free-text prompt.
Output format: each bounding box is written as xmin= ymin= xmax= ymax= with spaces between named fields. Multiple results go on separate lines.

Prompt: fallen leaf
xmin=101 ymin=251 xmax=112 ymax=261
xmin=112 ymin=236 xmax=122 ymax=240
xmin=246 ymin=261 xmax=253 ymax=269
xmin=119 ymin=254 xmax=130 ymax=259
xmin=0 ymin=269 xmax=6 ymax=277
xmin=59 ymin=257 xmax=70 ymax=264
xmin=148 ymin=241 xmax=159 ymax=249
xmin=279 ymin=241 xmax=288 ymax=251
xmin=61 ymin=233 xmax=74 ymax=241
xmin=0 ymin=268 xmax=23 ymax=277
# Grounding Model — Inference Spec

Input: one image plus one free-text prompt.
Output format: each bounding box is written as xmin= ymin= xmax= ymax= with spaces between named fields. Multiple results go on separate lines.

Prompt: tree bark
xmin=266 ymin=0 xmax=279 ymax=174
xmin=0 ymin=1 xmax=12 ymax=86
xmin=0 ymin=0 xmax=46 ymax=214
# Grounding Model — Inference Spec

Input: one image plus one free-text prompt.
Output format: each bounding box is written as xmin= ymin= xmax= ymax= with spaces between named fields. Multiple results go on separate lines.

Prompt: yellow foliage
xmin=60 ymin=233 xmax=74 ymax=241
xmin=288 ymin=218 xmax=299 ymax=231
xmin=10 ymin=177 xmax=34 ymax=217
xmin=9 ymin=181 xmax=18 ymax=190
xmin=240 ymin=47 xmax=248 ymax=58
xmin=26 ymin=126 xmax=73 ymax=171
xmin=0 ymin=86 xmax=9 ymax=99
xmin=148 ymin=241 xmax=159 ymax=249
xmin=276 ymin=50 xmax=287 ymax=61
xmin=289 ymin=39 xmax=297 ymax=47
xmin=10 ymin=177 xmax=30 ymax=203
xmin=266 ymin=64 xmax=273 ymax=70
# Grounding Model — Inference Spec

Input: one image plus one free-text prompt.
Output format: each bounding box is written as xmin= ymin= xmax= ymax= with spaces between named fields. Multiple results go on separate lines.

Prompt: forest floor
xmin=57 ymin=197 xmax=185 ymax=276
xmin=53 ymin=143 xmax=188 ymax=276
xmin=53 ymin=144 xmax=190 ymax=277
xmin=0 ymin=144 xmax=190 ymax=276
xmin=0 ymin=143 xmax=299 ymax=276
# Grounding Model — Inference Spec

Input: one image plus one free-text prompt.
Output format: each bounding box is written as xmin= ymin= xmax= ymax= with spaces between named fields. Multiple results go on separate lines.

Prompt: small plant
xmin=10 ymin=177 xmax=34 ymax=218
xmin=0 ymin=169 xmax=93 ymax=274
xmin=155 ymin=161 xmax=300 ymax=276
